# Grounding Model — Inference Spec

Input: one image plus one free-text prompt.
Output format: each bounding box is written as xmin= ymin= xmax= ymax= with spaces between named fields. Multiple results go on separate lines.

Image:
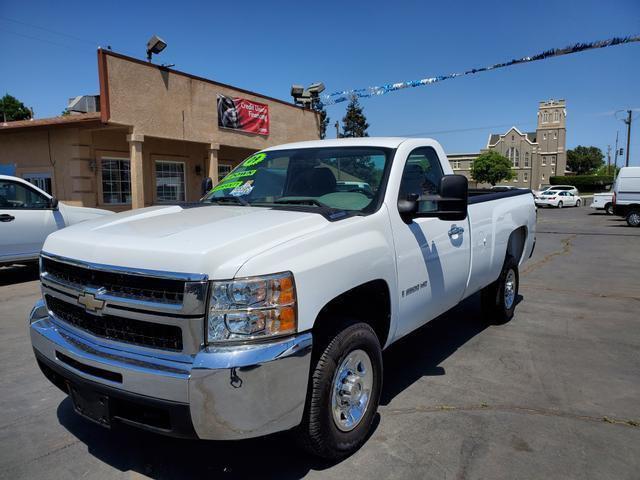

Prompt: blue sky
xmin=1 ymin=0 xmax=639 ymax=165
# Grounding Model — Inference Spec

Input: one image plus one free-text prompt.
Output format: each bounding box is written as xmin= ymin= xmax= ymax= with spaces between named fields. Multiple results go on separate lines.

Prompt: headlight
xmin=207 ymin=272 xmax=297 ymax=344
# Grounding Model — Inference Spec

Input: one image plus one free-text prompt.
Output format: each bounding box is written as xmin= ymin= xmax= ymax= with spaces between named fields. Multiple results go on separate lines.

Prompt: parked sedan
xmin=533 ymin=185 xmax=580 ymax=197
xmin=535 ymin=190 xmax=582 ymax=208
xmin=0 ymin=175 xmax=114 ymax=266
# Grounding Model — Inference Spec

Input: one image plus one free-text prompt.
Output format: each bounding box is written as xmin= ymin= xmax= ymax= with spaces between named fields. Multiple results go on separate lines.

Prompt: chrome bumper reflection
xmin=29 ymin=299 xmax=313 ymax=440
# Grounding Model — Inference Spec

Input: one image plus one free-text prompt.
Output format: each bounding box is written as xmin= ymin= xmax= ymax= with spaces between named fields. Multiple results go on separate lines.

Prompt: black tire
xmin=481 ymin=255 xmax=519 ymax=325
xmin=576 ymin=199 xmax=581 ymax=207
xmin=296 ymin=321 xmax=383 ymax=459
xmin=605 ymin=203 xmax=614 ymax=215
xmin=557 ymin=201 xmax=563 ymax=208
xmin=626 ymin=209 xmax=640 ymax=227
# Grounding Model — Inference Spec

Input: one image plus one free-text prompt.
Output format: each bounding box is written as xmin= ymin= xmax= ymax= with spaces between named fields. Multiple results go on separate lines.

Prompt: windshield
xmin=201 ymin=147 xmax=391 ymax=214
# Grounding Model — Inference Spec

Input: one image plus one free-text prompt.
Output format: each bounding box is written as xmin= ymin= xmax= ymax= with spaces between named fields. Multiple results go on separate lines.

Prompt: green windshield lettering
xmin=212 ymin=181 xmax=243 ymax=192
xmin=225 ymin=169 xmax=257 ymax=180
xmin=243 ymin=153 xmax=266 ymax=167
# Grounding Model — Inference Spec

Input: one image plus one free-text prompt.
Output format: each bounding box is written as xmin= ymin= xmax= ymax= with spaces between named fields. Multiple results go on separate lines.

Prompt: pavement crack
xmin=381 ymin=403 xmax=640 ymax=429
xmin=521 ymin=234 xmax=575 ymax=275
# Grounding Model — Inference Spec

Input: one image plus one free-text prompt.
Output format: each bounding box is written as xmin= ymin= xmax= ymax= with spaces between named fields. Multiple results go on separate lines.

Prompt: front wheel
xmin=481 ymin=255 xmax=519 ymax=324
xmin=627 ymin=209 xmax=640 ymax=227
xmin=297 ymin=322 xmax=383 ymax=459
xmin=557 ymin=201 xmax=563 ymax=208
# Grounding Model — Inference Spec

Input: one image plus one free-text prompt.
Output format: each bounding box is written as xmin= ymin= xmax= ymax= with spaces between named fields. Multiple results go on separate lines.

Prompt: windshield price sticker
xmin=225 ymin=169 xmax=257 ymax=181
xmin=212 ymin=181 xmax=243 ymax=192
xmin=243 ymin=153 xmax=266 ymax=167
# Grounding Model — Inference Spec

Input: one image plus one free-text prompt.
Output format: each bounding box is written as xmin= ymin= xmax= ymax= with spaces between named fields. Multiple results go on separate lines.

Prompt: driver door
xmin=0 ymin=179 xmax=60 ymax=262
xmin=391 ymin=147 xmax=471 ymax=338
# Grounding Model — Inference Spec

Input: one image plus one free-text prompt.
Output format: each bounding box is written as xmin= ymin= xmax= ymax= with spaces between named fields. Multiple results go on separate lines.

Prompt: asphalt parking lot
xmin=1 ymin=205 xmax=639 ymax=480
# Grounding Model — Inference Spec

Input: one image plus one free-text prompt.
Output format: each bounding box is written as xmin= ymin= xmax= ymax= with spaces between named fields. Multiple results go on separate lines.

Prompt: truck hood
xmin=43 ymin=204 xmax=329 ymax=279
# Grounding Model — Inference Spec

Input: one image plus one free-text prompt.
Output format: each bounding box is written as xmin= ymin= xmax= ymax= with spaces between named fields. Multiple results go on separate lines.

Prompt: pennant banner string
xmin=322 ymin=35 xmax=640 ymax=106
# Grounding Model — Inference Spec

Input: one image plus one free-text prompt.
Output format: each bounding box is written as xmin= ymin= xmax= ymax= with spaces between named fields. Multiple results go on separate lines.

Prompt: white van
xmin=613 ymin=167 xmax=640 ymax=227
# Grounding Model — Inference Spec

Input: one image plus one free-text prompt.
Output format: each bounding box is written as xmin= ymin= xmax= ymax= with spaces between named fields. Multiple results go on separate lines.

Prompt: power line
xmin=0 ymin=28 xmax=94 ymax=54
xmin=0 ymin=15 xmax=99 ymax=46
xmin=397 ymin=121 xmax=535 ymax=137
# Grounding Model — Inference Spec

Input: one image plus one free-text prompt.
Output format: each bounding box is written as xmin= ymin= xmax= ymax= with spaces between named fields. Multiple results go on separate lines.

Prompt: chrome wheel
xmin=628 ymin=212 xmax=640 ymax=227
xmin=504 ymin=269 xmax=516 ymax=309
xmin=331 ymin=349 xmax=373 ymax=432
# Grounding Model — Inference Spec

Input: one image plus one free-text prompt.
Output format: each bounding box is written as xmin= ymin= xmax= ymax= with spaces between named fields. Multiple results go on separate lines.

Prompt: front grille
xmin=46 ymin=295 xmax=183 ymax=351
xmin=42 ymin=257 xmax=186 ymax=304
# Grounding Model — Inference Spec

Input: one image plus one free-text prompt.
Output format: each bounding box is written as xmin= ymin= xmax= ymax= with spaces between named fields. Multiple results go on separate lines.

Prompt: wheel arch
xmin=506 ymin=226 xmax=528 ymax=265
xmin=312 ymin=279 xmax=392 ymax=349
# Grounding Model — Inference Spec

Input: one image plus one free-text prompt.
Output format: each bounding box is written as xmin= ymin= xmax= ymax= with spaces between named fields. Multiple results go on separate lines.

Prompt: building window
xmin=553 ymin=111 xmax=559 ymax=122
xmin=542 ymin=156 xmax=547 ymax=166
xmin=524 ymin=171 xmax=529 ymax=182
xmin=524 ymin=152 xmax=530 ymax=167
xmin=218 ymin=163 xmax=232 ymax=181
xmin=155 ymin=160 xmax=186 ymax=203
xmin=551 ymin=156 xmax=556 ymax=165
xmin=541 ymin=173 xmax=545 ymax=180
xmin=552 ymin=168 xmax=555 ymax=175
xmin=543 ymin=133 xmax=547 ymax=140
xmin=553 ymin=131 xmax=557 ymax=140
xmin=511 ymin=135 xmax=515 ymax=141
xmin=23 ymin=173 xmax=52 ymax=195
xmin=101 ymin=157 xmax=131 ymax=204
xmin=543 ymin=112 xmax=549 ymax=123
xmin=514 ymin=149 xmax=520 ymax=167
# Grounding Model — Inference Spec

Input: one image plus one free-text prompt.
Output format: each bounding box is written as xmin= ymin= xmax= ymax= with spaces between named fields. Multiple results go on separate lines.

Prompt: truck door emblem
xmin=78 ymin=292 xmax=105 ymax=313
xmin=402 ymin=281 xmax=428 ymax=298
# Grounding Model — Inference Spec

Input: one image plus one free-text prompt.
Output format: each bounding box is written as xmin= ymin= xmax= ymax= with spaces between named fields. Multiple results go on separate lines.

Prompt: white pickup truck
xmin=29 ymin=138 xmax=536 ymax=458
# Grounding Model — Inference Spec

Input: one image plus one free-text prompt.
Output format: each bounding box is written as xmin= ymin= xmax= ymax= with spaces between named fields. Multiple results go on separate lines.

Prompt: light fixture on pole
xmin=290 ymin=82 xmax=325 ymax=110
xmin=146 ymin=35 xmax=167 ymax=63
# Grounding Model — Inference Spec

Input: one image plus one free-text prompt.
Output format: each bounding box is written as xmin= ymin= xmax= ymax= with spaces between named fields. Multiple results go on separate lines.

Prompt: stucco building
xmin=0 ymin=50 xmax=320 ymax=210
xmin=448 ymin=99 xmax=567 ymax=189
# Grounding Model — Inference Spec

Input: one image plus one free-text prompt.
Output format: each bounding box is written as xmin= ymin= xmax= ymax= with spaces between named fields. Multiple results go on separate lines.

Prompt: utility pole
xmin=334 ymin=121 xmax=340 ymax=138
xmin=623 ymin=110 xmax=632 ymax=167
xmin=614 ymin=131 xmax=619 ymax=177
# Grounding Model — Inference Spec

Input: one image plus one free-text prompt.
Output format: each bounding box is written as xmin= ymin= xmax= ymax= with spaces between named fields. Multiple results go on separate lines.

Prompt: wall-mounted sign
xmin=217 ymin=94 xmax=269 ymax=136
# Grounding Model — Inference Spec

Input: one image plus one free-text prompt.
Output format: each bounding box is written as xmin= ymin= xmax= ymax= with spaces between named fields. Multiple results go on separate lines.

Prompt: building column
xmin=207 ymin=143 xmax=220 ymax=182
xmin=127 ymin=133 xmax=145 ymax=209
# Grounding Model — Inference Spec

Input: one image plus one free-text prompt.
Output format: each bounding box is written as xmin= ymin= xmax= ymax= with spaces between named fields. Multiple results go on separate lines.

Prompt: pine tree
xmin=340 ymin=95 xmax=369 ymax=137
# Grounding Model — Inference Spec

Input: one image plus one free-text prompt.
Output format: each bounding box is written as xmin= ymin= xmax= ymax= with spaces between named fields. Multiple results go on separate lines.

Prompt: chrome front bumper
xmin=29 ymin=299 xmax=313 ymax=440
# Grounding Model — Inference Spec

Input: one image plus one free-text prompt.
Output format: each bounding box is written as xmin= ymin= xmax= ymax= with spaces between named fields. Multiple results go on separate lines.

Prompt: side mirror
xmin=49 ymin=197 xmax=59 ymax=210
xmin=398 ymin=174 xmax=468 ymax=222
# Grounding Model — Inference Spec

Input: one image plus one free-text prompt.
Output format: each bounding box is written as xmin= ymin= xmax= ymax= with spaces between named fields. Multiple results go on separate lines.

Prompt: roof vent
xmin=67 ymin=95 xmax=100 ymax=114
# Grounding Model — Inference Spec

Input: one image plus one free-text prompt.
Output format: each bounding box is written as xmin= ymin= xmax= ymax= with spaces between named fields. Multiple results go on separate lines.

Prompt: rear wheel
xmin=576 ymin=199 xmax=581 ymax=207
xmin=557 ymin=201 xmax=563 ymax=208
xmin=481 ymin=255 xmax=519 ymax=325
xmin=297 ymin=321 xmax=383 ymax=459
xmin=626 ymin=209 xmax=640 ymax=227
xmin=605 ymin=203 xmax=614 ymax=215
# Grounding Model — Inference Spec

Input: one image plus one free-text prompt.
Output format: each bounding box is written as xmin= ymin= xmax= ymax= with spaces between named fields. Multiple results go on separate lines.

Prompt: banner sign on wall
xmin=217 ymin=94 xmax=269 ymax=136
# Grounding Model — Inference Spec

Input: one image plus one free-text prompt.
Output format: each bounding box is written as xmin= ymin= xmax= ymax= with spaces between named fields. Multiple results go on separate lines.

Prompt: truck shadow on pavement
xmin=0 ymin=263 xmax=39 ymax=287
xmin=55 ymin=291 xmax=515 ymax=479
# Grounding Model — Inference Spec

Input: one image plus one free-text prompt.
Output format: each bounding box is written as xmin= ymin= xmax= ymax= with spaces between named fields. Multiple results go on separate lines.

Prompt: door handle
xmin=0 ymin=214 xmax=16 ymax=222
xmin=448 ymin=225 xmax=464 ymax=237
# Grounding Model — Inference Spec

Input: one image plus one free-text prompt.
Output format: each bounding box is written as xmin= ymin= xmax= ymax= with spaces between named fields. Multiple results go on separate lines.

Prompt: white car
xmin=534 ymin=185 xmax=579 ymax=196
xmin=0 ymin=175 xmax=113 ymax=265
xmin=612 ymin=167 xmax=640 ymax=227
xmin=29 ymin=138 xmax=536 ymax=458
xmin=590 ymin=192 xmax=614 ymax=214
xmin=535 ymin=189 xmax=582 ymax=208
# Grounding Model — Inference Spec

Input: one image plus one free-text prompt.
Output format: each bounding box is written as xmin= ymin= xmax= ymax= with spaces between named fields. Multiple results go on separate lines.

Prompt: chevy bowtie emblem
xmin=78 ymin=292 xmax=105 ymax=313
